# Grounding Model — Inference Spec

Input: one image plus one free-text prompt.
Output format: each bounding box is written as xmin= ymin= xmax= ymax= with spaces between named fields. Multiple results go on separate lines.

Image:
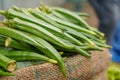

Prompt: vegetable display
xmin=0 ymin=4 xmax=111 ymax=77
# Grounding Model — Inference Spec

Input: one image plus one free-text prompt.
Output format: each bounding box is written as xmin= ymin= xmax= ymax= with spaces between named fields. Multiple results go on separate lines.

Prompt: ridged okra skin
xmin=50 ymin=7 xmax=91 ymax=30
xmin=0 ymin=54 xmax=16 ymax=72
xmin=4 ymin=18 xmax=75 ymax=49
xmin=0 ymin=35 xmax=36 ymax=51
xmin=0 ymin=25 xmax=67 ymax=76
xmin=0 ymin=49 xmax=57 ymax=64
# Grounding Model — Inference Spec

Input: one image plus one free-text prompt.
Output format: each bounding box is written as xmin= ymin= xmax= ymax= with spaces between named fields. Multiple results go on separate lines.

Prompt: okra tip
xmin=86 ymin=54 xmax=91 ymax=58
xmin=0 ymin=10 xmax=5 ymax=15
xmin=27 ymin=8 xmax=32 ymax=12
xmin=101 ymin=33 xmax=105 ymax=37
xmin=58 ymin=61 xmax=66 ymax=77
xmin=13 ymin=5 xmax=20 ymax=11
xmin=59 ymin=52 xmax=64 ymax=55
xmin=63 ymin=44 xmax=75 ymax=50
xmin=89 ymin=31 xmax=97 ymax=36
xmin=89 ymin=42 xmax=95 ymax=48
xmin=48 ymin=59 xmax=58 ymax=64
xmin=105 ymin=45 xmax=112 ymax=49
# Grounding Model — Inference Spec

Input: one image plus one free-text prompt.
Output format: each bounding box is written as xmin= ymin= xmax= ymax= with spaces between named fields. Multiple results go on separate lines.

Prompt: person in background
xmin=110 ymin=20 xmax=120 ymax=63
xmin=88 ymin=0 xmax=119 ymax=45
xmin=110 ymin=1 xmax=120 ymax=63
xmin=89 ymin=0 xmax=120 ymax=64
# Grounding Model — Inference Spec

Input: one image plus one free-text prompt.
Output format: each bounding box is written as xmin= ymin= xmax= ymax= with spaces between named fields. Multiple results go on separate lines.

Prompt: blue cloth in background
xmin=110 ymin=20 xmax=120 ymax=62
xmin=89 ymin=0 xmax=120 ymax=62
xmin=89 ymin=0 xmax=118 ymax=44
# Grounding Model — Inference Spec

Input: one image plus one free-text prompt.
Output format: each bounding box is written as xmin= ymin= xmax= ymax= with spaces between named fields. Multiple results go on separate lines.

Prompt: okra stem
xmin=0 ymin=54 xmax=16 ymax=72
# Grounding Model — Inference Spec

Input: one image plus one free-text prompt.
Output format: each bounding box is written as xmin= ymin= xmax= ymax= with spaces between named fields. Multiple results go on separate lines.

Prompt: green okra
xmin=0 ymin=5 xmax=111 ymax=77
xmin=0 ymin=35 xmax=5 ymax=46
xmin=0 ymin=26 xmax=45 ymax=49
xmin=47 ymin=15 xmax=96 ymax=36
xmin=55 ymin=38 xmax=91 ymax=57
xmin=0 ymin=25 xmax=67 ymax=76
xmin=0 ymin=49 xmax=57 ymax=64
xmin=75 ymin=47 xmax=91 ymax=57
xmin=13 ymin=9 xmax=83 ymax=46
xmin=76 ymin=12 xmax=89 ymax=20
xmin=82 ymin=32 xmax=106 ymax=44
xmin=77 ymin=12 xmax=89 ymax=17
xmin=5 ymin=37 xmax=37 ymax=52
xmin=90 ymin=27 xmax=104 ymax=39
xmin=29 ymin=9 xmax=66 ymax=31
xmin=0 ymin=34 xmax=36 ymax=51
xmin=1 ymin=9 xmax=81 ymax=47
xmin=92 ymin=40 xmax=111 ymax=48
xmin=4 ymin=18 xmax=75 ymax=49
xmin=0 ymin=53 xmax=16 ymax=72
xmin=66 ymin=28 xmax=95 ymax=47
xmin=23 ymin=32 xmax=66 ymax=76
xmin=50 ymin=7 xmax=92 ymax=30
xmin=0 ymin=69 xmax=14 ymax=76
xmin=0 ymin=9 xmax=66 ymax=34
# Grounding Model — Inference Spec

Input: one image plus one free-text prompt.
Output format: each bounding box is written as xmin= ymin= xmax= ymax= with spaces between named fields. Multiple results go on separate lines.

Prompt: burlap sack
xmin=90 ymin=70 xmax=108 ymax=80
xmin=0 ymin=48 xmax=111 ymax=80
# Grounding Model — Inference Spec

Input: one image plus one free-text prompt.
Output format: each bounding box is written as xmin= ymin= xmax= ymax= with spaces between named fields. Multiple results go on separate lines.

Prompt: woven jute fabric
xmin=0 ymin=48 xmax=111 ymax=80
xmin=90 ymin=70 xmax=108 ymax=80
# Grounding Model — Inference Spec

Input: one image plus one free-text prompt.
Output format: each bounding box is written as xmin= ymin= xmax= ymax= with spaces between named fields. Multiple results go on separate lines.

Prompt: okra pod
xmin=47 ymin=15 xmax=96 ymax=36
xmin=0 ymin=69 xmax=14 ymax=76
xmin=75 ymin=47 xmax=91 ymax=57
xmin=92 ymin=40 xmax=111 ymax=48
xmin=13 ymin=10 xmax=82 ymax=46
xmin=82 ymin=32 xmax=106 ymax=44
xmin=27 ymin=8 xmax=66 ymax=31
xmin=0 ymin=9 xmax=65 ymax=34
xmin=4 ymin=18 xmax=74 ymax=49
xmin=1 ymin=9 xmax=83 ymax=46
xmin=0 ymin=54 xmax=16 ymax=72
xmin=0 ymin=35 xmax=5 ymax=46
xmin=66 ymin=28 xmax=95 ymax=47
xmin=0 ymin=35 xmax=35 ymax=51
xmin=90 ymin=27 xmax=104 ymax=39
xmin=0 ymin=26 xmax=45 ymax=49
xmin=77 ymin=12 xmax=89 ymax=17
xmin=50 ymin=7 xmax=92 ymax=30
xmin=0 ymin=49 xmax=57 ymax=64
xmin=24 ymin=32 xmax=66 ymax=76
xmin=5 ymin=37 xmax=37 ymax=52
xmin=56 ymin=38 xmax=91 ymax=57
xmin=0 ymin=26 xmax=67 ymax=76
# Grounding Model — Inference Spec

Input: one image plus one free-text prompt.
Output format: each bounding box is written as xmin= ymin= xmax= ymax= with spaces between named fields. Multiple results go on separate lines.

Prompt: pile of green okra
xmin=0 ymin=5 xmax=111 ymax=76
